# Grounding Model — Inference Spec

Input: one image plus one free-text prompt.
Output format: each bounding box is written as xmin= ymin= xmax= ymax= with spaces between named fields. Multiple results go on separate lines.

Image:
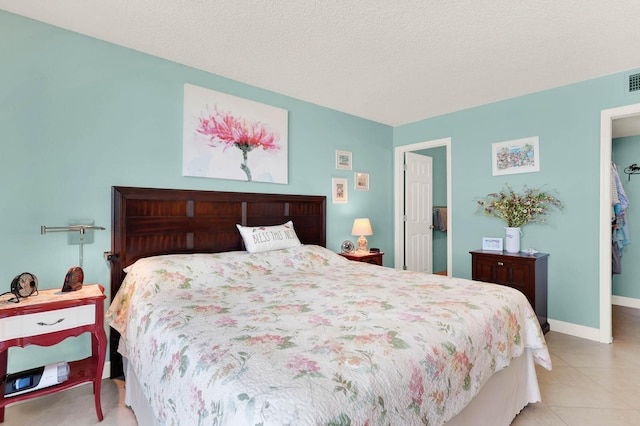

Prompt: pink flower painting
xmin=183 ymin=84 xmax=288 ymax=183
xmin=196 ymin=107 xmax=280 ymax=181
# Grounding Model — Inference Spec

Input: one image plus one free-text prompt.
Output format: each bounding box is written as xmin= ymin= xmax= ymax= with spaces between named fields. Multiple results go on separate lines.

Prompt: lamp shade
xmin=351 ymin=218 xmax=373 ymax=236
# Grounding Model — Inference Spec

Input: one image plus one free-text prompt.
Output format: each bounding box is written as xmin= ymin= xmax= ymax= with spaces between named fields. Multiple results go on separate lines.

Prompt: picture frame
xmin=492 ymin=136 xmax=540 ymax=176
xmin=336 ymin=150 xmax=352 ymax=170
xmin=354 ymin=172 xmax=369 ymax=191
xmin=332 ymin=178 xmax=348 ymax=204
xmin=482 ymin=237 xmax=503 ymax=252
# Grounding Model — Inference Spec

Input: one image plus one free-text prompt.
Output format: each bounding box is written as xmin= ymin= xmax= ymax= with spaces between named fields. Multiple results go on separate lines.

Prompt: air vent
xmin=629 ymin=72 xmax=640 ymax=93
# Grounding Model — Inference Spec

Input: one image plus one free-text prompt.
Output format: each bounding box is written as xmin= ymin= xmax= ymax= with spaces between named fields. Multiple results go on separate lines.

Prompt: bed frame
xmin=108 ymin=186 xmax=326 ymax=377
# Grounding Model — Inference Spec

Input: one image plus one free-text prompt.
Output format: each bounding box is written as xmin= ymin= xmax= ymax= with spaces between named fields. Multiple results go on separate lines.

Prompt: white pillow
xmin=236 ymin=220 xmax=302 ymax=253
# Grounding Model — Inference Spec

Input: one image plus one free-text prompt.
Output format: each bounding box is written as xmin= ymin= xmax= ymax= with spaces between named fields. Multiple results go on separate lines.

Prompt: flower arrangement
xmin=196 ymin=107 xmax=280 ymax=181
xmin=476 ymin=184 xmax=563 ymax=228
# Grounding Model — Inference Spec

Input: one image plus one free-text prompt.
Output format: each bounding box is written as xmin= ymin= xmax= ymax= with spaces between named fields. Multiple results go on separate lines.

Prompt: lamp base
xmin=356 ymin=235 xmax=368 ymax=252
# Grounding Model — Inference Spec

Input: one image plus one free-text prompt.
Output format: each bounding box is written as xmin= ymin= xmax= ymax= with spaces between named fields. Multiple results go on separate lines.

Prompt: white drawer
xmin=0 ymin=304 xmax=95 ymax=341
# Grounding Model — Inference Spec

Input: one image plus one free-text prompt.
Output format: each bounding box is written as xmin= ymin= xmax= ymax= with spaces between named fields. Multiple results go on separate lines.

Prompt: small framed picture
xmin=482 ymin=237 xmax=503 ymax=252
xmin=336 ymin=150 xmax=352 ymax=170
xmin=354 ymin=172 xmax=369 ymax=191
xmin=332 ymin=178 xmax=348 ymax=204
xmin=492 ymin=136 xmax=540 ymax=176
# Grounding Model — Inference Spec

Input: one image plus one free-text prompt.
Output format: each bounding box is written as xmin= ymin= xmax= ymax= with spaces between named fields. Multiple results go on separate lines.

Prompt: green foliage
xmin=476 ymin=184 xmax=563 ymax=228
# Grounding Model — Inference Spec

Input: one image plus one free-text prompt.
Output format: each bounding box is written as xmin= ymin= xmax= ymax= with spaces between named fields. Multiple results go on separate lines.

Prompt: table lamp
xmin=352 ymin=218 xmax=373 ymax=252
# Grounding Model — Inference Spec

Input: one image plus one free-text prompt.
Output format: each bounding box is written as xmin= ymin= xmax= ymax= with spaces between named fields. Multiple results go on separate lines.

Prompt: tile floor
xmin=4 ymin=305 xmax=639 ymax=425
xmin=513 ymin=305 xmax=640 ymax=425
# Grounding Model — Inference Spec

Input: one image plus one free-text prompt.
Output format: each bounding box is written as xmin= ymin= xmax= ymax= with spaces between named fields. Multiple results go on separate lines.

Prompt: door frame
xmin=599 ymin=102 xmax=640 ymax=343
xmin=394 ymin=138 xmax=452 ymax=273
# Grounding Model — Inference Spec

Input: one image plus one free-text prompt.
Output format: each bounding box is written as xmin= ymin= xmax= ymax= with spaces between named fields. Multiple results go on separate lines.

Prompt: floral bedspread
xmin=106 ymin=245 xmax=551 ymax=426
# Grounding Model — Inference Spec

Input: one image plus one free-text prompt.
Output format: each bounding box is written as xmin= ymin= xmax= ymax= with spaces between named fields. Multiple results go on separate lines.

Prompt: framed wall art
xmin=183 ymin=83 xmax=289 ymax=184
xmin=355 ymin=172 xmax=369 ymax=191
xmin=492 ymin=136 xmax=540 ymax=176
xmin=332 ymin=178 xmax=348 ymax=204
xmin=482 ymin=237 xmax=503 ymax=252
xmin=336 ymin=150 xmax=352 ymax=170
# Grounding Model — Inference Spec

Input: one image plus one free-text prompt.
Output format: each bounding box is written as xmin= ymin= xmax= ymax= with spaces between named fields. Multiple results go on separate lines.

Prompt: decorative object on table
xmin=335 ymin=150 xmax=352 ymax=170
xmin=62 ymin=266 xmax=84 ymax=292
xmin=183 ymin=83 xmax=289 ymax=184
xmin=354 ymin=172 xmax=369 ymax=191
xmin=352 ymin=218 xmax=373 ymax=252
xmin=341 ymin=240 xmax=355 ymax=254
xmin=10 ymin=273 xmax=38 ymax=299
xmin=504 ymin=227 xmax=521 ymax=253
xmin=482 ymin=237 xmax=503 ymax=252
xmin=492 ymin=136 xmax=540 ymax=176
xmin=476 ymin=184 xmax=563 ymax=253
xmin=332 ymin=178 xmax=348 ymax=204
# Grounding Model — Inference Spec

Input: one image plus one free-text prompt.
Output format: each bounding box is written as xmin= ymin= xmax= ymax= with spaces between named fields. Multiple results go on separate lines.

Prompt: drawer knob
xmin=497 ymin=261 xmax=504 ymax=266
xmin=37 ymin=318 xmax=65 ymax=326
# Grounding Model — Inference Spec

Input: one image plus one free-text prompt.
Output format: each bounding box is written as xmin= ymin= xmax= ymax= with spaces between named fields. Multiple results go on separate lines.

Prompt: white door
xmin=404 ymin=152 xmax=433 ymax=272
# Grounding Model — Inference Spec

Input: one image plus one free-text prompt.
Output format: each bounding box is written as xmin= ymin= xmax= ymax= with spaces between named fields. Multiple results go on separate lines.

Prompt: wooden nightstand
xmin=0 ymin=284 xmax=107 ymax=423
xmin=340 ymin=251 xmax=384 ymax=266
xmin=470 ymin=250 xmax=549 ymax=334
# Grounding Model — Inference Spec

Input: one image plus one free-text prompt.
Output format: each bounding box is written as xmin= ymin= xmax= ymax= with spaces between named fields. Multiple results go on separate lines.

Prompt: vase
xmin=505 ymin=227 xmax=521 ymax=253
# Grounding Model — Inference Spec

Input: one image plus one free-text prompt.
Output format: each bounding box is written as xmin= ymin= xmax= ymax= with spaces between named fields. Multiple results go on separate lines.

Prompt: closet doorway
xmin=599 ymin=102 xmax=640 ymax=343
xmin=394 ymin=138 xmax=452 ymax=274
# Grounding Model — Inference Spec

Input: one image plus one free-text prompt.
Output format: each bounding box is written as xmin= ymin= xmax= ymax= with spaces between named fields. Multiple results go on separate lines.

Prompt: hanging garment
xmin=612 ymin=241 xmax=622 ymax=274
xmin=611 ymin=162 xmax=631 ymax=273
xmin=433 ymin=208 xmax=447 ymax=231
xmin=612 ymin=163 xmax=629 ymax=210
xmin=611 ymin=164 xmax=620 ymax=206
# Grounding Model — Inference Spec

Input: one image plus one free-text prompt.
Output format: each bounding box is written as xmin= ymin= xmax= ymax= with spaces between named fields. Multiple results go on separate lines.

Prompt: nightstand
xmin=470 ymin=250 xmax=549 ymax=334
xmin=340 ymin=251 xmax=384 ymax=266
xmin=0 ymin=284 xmax=107 ymax=423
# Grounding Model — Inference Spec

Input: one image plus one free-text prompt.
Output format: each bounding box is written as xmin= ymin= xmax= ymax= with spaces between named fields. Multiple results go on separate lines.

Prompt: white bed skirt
xmin=446 ymin=348 xmax=541 ymax=425
xmin=123 ymin=348 xmax=541 ymax=426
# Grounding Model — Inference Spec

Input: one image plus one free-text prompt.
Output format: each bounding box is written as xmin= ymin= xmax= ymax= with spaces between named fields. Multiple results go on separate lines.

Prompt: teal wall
xmin=612 ymin=135 xmax=640 ymax=299
xmin=395 ymin=71 xmax=640 ymax=329
xmin=0 ymin=11 xmax=393 ymax=373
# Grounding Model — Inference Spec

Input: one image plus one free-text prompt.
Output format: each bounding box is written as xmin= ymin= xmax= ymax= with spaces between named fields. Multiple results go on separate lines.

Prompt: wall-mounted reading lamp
xmin=41 ymin=222 xmax=105 ymax=268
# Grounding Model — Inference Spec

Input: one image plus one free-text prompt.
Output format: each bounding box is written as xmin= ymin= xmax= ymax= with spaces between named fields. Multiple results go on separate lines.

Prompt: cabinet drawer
xmin=494 ymin=262 xmax=530 ymax=287
xmin=0 ymin=305 xmax=95 ymax=341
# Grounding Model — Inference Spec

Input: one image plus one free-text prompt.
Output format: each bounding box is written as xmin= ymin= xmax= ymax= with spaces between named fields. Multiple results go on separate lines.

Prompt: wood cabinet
xmin=339 ymin=251 xmax=384 ymax=266
xmin=470 ymin=250 xmax=549 ymax=334
xmin=0 ymin=285 xmax=107 ymax=423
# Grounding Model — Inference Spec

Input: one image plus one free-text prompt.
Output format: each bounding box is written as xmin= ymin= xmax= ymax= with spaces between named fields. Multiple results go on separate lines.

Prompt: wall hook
xmin=623 ymin=163 xmax=640 ymax=182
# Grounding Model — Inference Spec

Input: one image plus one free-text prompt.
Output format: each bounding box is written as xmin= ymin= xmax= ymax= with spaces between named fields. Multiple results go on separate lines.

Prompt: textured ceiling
xmin=2 ymin=0 xmax=640 ymax=127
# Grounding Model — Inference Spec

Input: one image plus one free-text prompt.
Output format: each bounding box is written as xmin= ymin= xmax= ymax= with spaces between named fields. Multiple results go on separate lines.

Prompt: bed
xmin=106 ymin=186 xmax=551 ymax=426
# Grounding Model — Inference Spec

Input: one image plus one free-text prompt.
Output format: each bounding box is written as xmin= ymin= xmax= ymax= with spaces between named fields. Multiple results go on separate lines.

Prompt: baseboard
xmin=547 ymin=318 xmax=601 ymax=342
xmin=103 ymin=361 xmax=111 ymax=380
xmin=612 ymin=295 xmax=640 ymax=309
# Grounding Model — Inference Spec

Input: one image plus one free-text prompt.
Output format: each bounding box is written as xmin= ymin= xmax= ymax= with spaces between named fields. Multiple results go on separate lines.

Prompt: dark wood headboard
xmin=108 ymin=186 xmax=326 ymax=377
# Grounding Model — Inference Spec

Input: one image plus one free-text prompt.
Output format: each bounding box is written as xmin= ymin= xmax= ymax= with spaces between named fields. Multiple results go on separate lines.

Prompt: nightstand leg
xmin=0 ymin=349 xmax=6 ymax=423
xmin=93 ymin=329 xmax=107 ymax=421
